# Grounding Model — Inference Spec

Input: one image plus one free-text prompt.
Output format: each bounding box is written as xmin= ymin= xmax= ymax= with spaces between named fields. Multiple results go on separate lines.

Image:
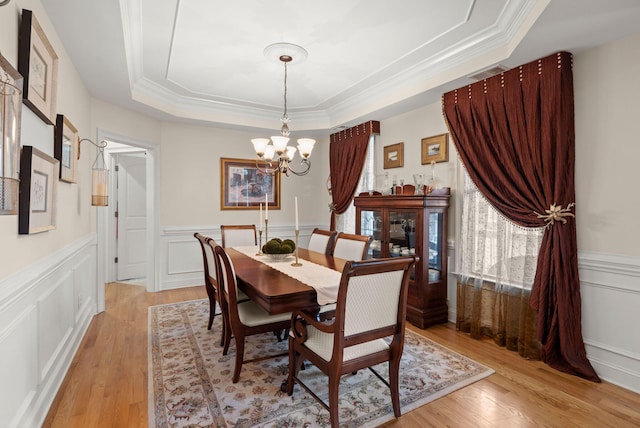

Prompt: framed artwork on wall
xmin=383 ymin=142 xmax=404 ymax=169
xmin=18 ymin=146 xmax=59 ymax=234
xmin=421 ymin=133 xmax=449 ymax=164
xmin=54 ymin=114 xmax=78 ymax=183
xmin=18 ymin=9 xmax=59 ymax=125
xmin=220 ymin=157 xmax=281 ymax=210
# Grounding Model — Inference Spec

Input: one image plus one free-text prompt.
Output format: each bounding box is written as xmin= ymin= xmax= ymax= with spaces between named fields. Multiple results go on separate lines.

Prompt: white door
xmin=116 ymin=152 xmax=147 ymax=281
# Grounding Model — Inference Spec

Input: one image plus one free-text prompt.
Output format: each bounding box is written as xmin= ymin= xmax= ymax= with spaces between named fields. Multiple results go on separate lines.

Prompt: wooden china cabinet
xmin=354 ymin=188 xmax=450 ymax=328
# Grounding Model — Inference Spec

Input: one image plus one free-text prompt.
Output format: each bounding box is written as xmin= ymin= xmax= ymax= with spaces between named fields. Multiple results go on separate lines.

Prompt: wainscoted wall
xmin=0 ymin=235 xmax=98 ymax=428
xmin=159 ymin=225 xmax=319 ymax=290
xmin=579 ymin=252 xmax=640 ymax=393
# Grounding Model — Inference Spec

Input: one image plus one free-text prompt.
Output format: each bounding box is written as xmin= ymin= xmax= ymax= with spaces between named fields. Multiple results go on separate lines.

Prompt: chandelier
xmin=251 ymin=43 xmax=315 ymax=176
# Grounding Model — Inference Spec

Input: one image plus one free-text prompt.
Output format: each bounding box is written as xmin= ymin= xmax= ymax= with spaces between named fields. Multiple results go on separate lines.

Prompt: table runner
xmin=232 ymin=246 xmax=341 ymax=305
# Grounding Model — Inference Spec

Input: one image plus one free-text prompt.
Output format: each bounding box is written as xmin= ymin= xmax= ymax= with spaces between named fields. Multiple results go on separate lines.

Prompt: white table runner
xmin=232 ymin=246 xmax=341 ymax=305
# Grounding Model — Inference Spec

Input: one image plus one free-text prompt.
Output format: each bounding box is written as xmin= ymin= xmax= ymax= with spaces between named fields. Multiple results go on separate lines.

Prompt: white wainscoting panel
xmin=579 ymin=251 xmax=640 ymax=393
xmin=0 ymin=305 xmax=37 ymax=427
xmin=0 ymin=235 xmax=98 ymax=428
xmin=159 ymin=225 xmax=318 ymax=291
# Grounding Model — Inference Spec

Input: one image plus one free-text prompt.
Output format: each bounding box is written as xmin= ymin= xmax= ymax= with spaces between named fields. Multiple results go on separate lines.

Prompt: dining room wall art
xmin=220 ymin=157 xmax=281 ymax=210
xmin=421 ymin=133 xmax=449 ymax=164
xmin=0 ymin=52 xmax=23 ymax=215
xmin=18 ymin=146 xmax=59 ymax=234
xmin=54 ymin=114 xmax=78 ymax=183
xmin=383 ymin=142 xmax=404 ymax=169
xmin=18 ymin=9 xmax=59 ymax=125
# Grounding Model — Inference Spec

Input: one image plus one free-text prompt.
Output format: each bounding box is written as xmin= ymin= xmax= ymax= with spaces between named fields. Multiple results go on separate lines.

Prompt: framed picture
xmin=0 ymin=52 xmax=24 ymax=215
xmin=54 ymin=115 xmax=78 ymax=183
xmin=18 ymin=9 xmax=59 ymax=125
xmin=421 ymin=133 xmax=449 ymax=164
xmin=220 ymin=157 xmax=281 ymax=210
xmin=19 ymin=146 xmax=59 ymax=234
xmin=383 ymin=143 xmax=404 ymax=169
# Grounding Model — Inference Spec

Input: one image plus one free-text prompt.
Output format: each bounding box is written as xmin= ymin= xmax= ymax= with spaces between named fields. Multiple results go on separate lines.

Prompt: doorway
xmin=95 ymin=130 xmax=159 ymax=312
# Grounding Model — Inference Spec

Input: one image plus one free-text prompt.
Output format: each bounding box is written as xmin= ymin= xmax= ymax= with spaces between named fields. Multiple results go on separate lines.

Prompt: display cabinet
xmin=354 ymin=188 xmax=450 ymax=328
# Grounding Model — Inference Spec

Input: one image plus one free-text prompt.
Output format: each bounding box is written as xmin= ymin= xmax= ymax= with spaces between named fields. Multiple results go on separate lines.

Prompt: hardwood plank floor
xmin=43 ymin=282 xmax=640 ymax=427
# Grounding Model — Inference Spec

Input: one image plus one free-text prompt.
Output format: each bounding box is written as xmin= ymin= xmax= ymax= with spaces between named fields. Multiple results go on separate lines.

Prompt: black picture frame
xmin=19 ymin=146 xmax=59 ymax=234
xmin=18 ymin=9 xmax=59 ymax=125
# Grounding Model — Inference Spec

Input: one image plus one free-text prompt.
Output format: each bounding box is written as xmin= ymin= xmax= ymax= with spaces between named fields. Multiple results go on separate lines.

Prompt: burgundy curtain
xmin=328 ymin=121 xmax=380 ymax=229
xmin=442 ymin=52 xmax=599 ymax=382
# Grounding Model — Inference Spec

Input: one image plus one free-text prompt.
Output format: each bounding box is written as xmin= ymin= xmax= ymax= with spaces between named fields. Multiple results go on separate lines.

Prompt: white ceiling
xmin=41 ymin=0 xmax=640 ymax=138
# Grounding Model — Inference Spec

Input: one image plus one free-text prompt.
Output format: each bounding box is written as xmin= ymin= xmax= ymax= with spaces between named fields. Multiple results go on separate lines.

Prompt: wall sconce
xmin=78 ymin=138 xmax=108 ymax=206
xmin=1 ymin=57 xmax=23 ymax=215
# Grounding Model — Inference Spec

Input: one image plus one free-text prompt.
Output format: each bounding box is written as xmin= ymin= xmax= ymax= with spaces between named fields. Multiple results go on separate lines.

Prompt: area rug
xmin=149 ymin=299 xmax=494 ymax=427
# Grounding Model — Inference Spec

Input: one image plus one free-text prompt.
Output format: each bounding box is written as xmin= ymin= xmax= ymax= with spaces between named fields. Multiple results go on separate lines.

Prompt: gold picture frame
xmin=18 ymin=9 xmax=59 ymax=125
xmin=220 ymin=158 xmax=281 ymax=210
xmin=421 ymin=133 xmax=449 ymax=164
xmin=383 ymin=142 xmax=404 ymax=169
xmin=54 ymin=115 xmax=79 ymax=183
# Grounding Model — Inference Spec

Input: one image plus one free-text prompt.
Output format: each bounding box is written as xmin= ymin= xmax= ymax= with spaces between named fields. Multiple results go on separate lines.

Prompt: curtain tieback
xmin=328 ymin=202 xmax=337 ymax=212
xmin=534 ymin=202 xmax=575 ymax=227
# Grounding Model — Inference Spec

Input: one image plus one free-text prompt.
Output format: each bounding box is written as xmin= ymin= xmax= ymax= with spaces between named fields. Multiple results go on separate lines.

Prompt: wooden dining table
xmin=225 ymin=247 xmax=348 ymax=315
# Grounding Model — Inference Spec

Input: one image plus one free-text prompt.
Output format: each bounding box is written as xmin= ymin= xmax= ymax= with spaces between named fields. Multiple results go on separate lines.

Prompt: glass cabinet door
xmin=428 ymin=211 xmax=443 ymax=281
xmin=360 ymin=209 xmax=383 ymax=258
xmin=388 ymin=210 xmax=417 ymax=257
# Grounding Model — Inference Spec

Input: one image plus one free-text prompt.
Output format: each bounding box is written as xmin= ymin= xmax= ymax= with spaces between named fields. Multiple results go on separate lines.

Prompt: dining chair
xmin=307 ymin=228 xmax=338 ymax=255
xmin=286 ymin=256 xmax=418 ymax=427
xmin=214 ymin=244 xmax=292 ymax=383
xmin=194 ymin=233 xmax=221 ymax=335
xmin=220 ymin=224 xmax=257 ymax=248
xmin=331 ymin=232 xmax=372 ymax=261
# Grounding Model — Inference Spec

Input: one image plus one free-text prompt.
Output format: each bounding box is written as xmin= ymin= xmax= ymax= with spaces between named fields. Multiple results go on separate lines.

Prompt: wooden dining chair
xmin=331 ymin=232 xmax=372 ymax=261
xmin=286 ymin=256 xmax=418 ymax=427
xmin=194 ymin=233 xmax=222 ymax=335
xmin=220 ymin=224 xmax=257 ymax=247
xmin=214 ymin=244 xmax=292 ymax=383
xmin=307 ymin=228 xmax=338 ymax=255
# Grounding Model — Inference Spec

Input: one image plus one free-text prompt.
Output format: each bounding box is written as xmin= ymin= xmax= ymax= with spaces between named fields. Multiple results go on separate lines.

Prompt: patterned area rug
xmin=149 ymin=299 xmax=494 ymax=427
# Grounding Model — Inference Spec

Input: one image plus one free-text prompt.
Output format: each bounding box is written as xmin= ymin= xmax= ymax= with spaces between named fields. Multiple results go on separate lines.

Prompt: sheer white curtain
xmin=335 ymin=135 xmax=375 ymax=233
xmin=457 ymin=168 xmax=544 ymax=357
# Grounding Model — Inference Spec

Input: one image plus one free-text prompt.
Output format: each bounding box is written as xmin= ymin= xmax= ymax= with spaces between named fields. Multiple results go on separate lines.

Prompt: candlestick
xmin=259 ymin=203 xmax=263 ymax=231
xmin=264 ymin=218 xmax=269 ymax=243
xmin=294 ymin=196 xmax=299 ymax=231
xmin=265 ymin=194 xmax=269 ymax=220
xmin=291 ymin=229 xmax=302 ymax=267
xmin=257 ymin=229 xmax=263 ymax=256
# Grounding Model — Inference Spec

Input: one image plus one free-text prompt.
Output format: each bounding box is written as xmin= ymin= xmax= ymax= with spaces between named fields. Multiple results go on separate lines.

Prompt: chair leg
xmin=232 ymin=334 xmax=245 ymax=383
xmin=328 ymin=374 xmax=341 ymax=428
xmin=389 ymin=356 xmax=402 ymax=417
xmin=222 ymin=310 xmax=232 ymax=354
xmin=208 ymin=297 xmax=216 ymax=330
xmin=286 ymin=336 xmax=300 ymax=395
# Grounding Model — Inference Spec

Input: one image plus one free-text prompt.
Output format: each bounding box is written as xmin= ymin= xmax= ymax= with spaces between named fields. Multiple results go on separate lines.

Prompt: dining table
xmin=225 ymin=246 xmax=348 ymax=315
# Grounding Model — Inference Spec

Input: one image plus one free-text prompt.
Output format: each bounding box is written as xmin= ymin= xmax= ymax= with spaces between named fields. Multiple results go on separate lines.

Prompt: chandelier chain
xmin=283 ymin=61 xmax=288 ymax=121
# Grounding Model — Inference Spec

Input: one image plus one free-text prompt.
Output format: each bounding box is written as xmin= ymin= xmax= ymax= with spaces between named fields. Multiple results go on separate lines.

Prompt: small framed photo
xmin=54 ymin=115 xmax=79 ymax=183
xmin=18 ymin=9 xmax=59 ymax=125
xmin=220 ymin=158 xmax=281 ymax=210
xmin=421 ymin=133 xmax=449 ymax=164
xmin=383 ymin=143 xmax=404 ymax=169
xmin=19 ymin=146 xmax=59 ymax=234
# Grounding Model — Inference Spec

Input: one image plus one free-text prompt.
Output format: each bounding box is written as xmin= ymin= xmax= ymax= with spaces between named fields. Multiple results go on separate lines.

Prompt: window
xmin=458 ymin=170 xmax=544 ymax=289
xmin=335 ymin=135 xmax=375 ymax=233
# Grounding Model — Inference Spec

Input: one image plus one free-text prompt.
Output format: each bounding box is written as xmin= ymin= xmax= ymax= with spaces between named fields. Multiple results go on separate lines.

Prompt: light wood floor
xmin=43 ymin=282 xmax=640 ymax=428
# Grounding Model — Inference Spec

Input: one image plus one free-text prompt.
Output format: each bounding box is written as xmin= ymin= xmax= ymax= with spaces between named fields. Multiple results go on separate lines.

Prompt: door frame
xmin=95 ymin=129 xmax=160 ymax=312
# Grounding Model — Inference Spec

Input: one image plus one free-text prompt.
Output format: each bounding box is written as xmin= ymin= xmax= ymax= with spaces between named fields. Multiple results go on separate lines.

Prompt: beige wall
xmin=574 ymin=31 xmax=640 ymax=257
xmin=0 ymin=0 xmax=94 ymax=280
